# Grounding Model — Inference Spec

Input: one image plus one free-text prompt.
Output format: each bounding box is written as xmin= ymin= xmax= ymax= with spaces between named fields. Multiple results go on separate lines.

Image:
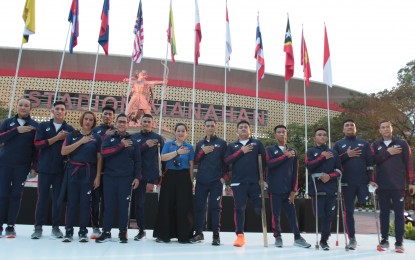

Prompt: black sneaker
xmin=190 ymin=233 xmax=204 ymax=243
xmin=212 ymin=234 xmax=220 ymax=246
xmin=377 ymin=238 xmax=389 ymax=251
xmin=0 ymin=226 xmax=3 ymax=238
xmin=320 ymin=240 xmax=330 ymax=251
xmin=119 ymin=230 xmax=128 ymax=243
xmin=134 ymin=230 xmax=146 ymax=241
xmin=155 ymin=237 xmax=171 ymax=243
xmin=78 ymin=230 xmax=89 ymax=243
xmin=96 ymin=231 xmax=112 ymax=243
xmin=5 ymin=225 xmax=16 ymax=238
xmin=62 ymin=231 xmax=73 ymax=242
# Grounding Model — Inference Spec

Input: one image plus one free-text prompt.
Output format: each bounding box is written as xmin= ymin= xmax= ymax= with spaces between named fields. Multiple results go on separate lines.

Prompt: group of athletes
xmin=0 ymin=98 xmax=413 ymax=253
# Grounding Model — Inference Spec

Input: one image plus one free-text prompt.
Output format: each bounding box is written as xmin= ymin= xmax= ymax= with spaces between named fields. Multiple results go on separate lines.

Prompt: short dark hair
xmin=314 ymin=127 xmax=327 ymax=135
xmin=274 ymin=124 xmax=286 ymax=133
xmin=116 ymin=113 xmax=128 ymax=121
xmin=18 ymin=98 xmax=32 ymax=108
xmin=204 ymin=118 xmax=216 ymax=125
xmin=53 ymin=101 xmax=66 ymax=108
xmin=142 ymin=114 xmax=153 ymax=120
xmin=101 ymin=106 xmax=115 ymax=113
xmin=237 ymin=120 xmax=250 ymax=128
xmin=175 ymin=122 xmax=188 ymax=132
xmin=378 ymin=119 xmax=391 ymax=126
xmin=342 ymin=119 xmax=355 ymax=126
xmin=79 ymin=111 xmax=97 ymax=129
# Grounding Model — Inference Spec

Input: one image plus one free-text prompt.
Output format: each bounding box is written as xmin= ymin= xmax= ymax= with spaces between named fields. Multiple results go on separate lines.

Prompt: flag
xmin=323 ymin=25 xmax=332 ymax=87
xmin=225 ymin=2 xmax=232 ymax=70
xmin=132 ymin=0 xmax=144 ymax=63
xmin=283 ymin=17 xmax=294 ymax=81
xmin=22 ymin=0 xmax=35 ymax=43
xmin=301 ymin=30 xmax=312 ymax=86
xmin=194 ymin=0 xmax=202 ymax=65
xmin=167 ymin=0 xmax=177 ymax=63
xmin=68 ymin=0 xmax=79 ymax=54
xmin=98 ymin=0 xmax=109 ymax=56
xmin=254 ymin=16 xmax=265 ymax=83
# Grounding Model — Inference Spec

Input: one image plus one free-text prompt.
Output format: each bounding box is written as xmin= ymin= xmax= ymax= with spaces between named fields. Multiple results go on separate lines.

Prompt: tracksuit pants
xmin=378 ymin=189 xmax=405 ymax=243
xmin=343 ymin=184 xmax=370 ymax=239
xmin=134 ymin=179 xmax=148 ymax=231
xmin=35 ymin=173 xmax=63 ymax=227
xmin=269 ymin=192 xmax=301 ymax=239
xmin=311 ymin=195 xmax=336 ymax=241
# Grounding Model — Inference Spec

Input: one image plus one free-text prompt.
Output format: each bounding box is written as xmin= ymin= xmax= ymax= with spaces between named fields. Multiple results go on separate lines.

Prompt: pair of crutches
xmin=311 ymin=173 xmax=348 ymax=250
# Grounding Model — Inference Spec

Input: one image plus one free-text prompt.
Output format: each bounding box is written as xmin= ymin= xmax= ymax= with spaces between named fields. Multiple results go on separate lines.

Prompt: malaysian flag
xmin=132 ymin=0 xmax=143 ymax=63
xmin=98 ymin=0 xmax=109 ymax=56
xmin=254 ymin=15 xmax=265 ymax=83
xmin=68 ymin=0 xmax=79 ymax=54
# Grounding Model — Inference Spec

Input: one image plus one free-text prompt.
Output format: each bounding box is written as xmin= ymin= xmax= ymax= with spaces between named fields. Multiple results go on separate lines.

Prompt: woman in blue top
xmin=153 ymin=123 xmax=195 ymax=243
xmin=61 ymin=111 xmax=103 ymax=242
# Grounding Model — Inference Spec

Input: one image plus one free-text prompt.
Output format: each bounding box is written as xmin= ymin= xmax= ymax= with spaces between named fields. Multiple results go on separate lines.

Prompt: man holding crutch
xmin=306 ymin=128 xmax=342 ymax=251
xmin=370 ymin=120 xmax=414 ymax=253
xmin=333 ymin=119 xmax=373 ymax=249
xmin=265 ymin=125 xmax=310 ymax=248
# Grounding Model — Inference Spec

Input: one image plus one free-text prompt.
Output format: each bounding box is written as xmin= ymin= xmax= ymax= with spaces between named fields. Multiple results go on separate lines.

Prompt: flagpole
xmin=158 ymin=45 xmax=169 ymax=135
xmin=327 ymin=85 xmax=331 ymax=147
xmin=191 ymin=30 xmax=196 ymax=145
xmin=125 ymin=58 xmax=134 ymax=113
xmin=8 ymin=42 xmax=24 ymax=118
xmin=88 ymin=44 xmax=100 ymax=111
xmin=223 ymin=65 xmax=228 ymax=141
xmin=304 ymin=79 xmax=309 ymax=195
xmin=255 ymin=67 xmax=259 ymax=138
xmin=284 ymin=80 xmax=288 ymax=126
xmin=53 ymin=23 xmax=72 ymax=104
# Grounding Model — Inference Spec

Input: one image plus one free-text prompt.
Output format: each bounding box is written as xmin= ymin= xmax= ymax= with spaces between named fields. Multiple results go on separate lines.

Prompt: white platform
xmin=1 ymin=225 xmax=414 ymax=259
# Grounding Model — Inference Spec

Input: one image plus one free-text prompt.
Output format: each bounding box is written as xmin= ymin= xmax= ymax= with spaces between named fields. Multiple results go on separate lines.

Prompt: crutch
xmin=337 ymin=175 xmax=348 ymax=251
xmin=311 ymin=173 xmax=323 ymax=250
xmin=127 ymin=183 xmax=134 ymax=229
xmin=368 ymin=184 xmax=381 ymax=250
xmin=258 ymin=154 xmax=268 ymax=247
xmin=156 ymin=143 xmax=162 ymax=199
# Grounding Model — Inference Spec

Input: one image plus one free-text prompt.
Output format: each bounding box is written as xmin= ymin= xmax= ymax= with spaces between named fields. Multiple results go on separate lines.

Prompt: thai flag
xmin=68 ymin=0 xmax=79 ymax=54
xmin=132 ymin=0 xmax=143 ymax=63
xmin=254 ymin=15 xmax=265 ymax=83
xmin=98 ymin=0 xmax=109 ymax=56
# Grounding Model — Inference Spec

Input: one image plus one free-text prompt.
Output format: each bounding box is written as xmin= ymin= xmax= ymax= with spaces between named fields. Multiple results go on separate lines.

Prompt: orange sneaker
xmin=233 ymin=234 xmax=245 ymax=247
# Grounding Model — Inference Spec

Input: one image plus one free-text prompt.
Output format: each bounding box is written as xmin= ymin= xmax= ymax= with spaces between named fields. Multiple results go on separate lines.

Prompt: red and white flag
xmin=194 ymin=0 xmax=202 ymax=65
xmin=225 ymin=2 xmax=232 ymax=70
xmin=323 ymin=25 xmax=332 ymax=87
xmin=132 ymin=0 xmax=143 ymax=63
xmin=254 ymin=15 xmax=265 ymax=82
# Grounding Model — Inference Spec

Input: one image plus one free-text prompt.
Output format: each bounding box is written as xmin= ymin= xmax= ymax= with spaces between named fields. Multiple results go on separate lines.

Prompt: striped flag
xmin=254 ymin=15 xmax=265 ymax=83
xmin=301 ymin=29 xmax=312 ymax=86
xmin=323 ymin=25 xmax=332 ymax=87
xmin=68 ymin=0 xmax=79 ymax=54
xmin=167 ymin=0 xmax=177 ymax=63
xmin=225 ymin=2 xmax=232 ymax=70
xmin=22 ymin=0 xmax=35 ymax=43
xmin=194 ymin=0 xmax=202 ymax=65
xmin=98 ymin=0 xmax=110 ymax=56
xmin=132 ymin=0 xmax=144 ymax=63
xmin=283 ymin=17 xmax=294 ymax=81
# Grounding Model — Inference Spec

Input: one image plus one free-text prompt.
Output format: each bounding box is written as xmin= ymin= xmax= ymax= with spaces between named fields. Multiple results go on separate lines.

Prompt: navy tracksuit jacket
xmin=101 ymin=132 xmax=141 ymax=232
xmin=371 ymin=136 xmax=414 ymax=243
xmin=194 ymin=135 xmax=227 ymax=235
xmin=265 ymin=144 xmax=301 ymax=238
xmin=132 ymin=130 xmax=164 ymax=231
xmin=34 ymin=119 xmax=74 ymax=227
xmin=0 ymin=115 xmax=38 ymax=226
xmin=305 ymin=144 xmax=342 ymax=241
xmin=224 ymin=138 xmax=265 ymax=234
xmin=333 ymin=136 xmax=373 ymax=239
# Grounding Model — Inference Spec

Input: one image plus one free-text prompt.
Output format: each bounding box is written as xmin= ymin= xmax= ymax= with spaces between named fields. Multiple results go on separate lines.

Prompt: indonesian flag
xmin=68 ymin=0 xmax=79 ymax=54
xmin=225 ymin=2 xmax=232 ymax=70
xmin=98 ymin=0 xmax=110 ymax=56
xmin=254 ymin=15 xmax=265 ymax=83
xmin=301 ymin=29 xmax=311 ymax=87
xmin=167 ymin=0 xmax=177 ymax=63
xmin=194 ymin=0 xmax=202 ymax=65
xmin=22 ymin=0 xmax=35 ymax=44
xmin=132 ymin=0 xmax=144 ymax=63
xmin=323 ymin=25 xmax=332 ymax=87
xmin=283 ymin=17 xmax=294 ymax=81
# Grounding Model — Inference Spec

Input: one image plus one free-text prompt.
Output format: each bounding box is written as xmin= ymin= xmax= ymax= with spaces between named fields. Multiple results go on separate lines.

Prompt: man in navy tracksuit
xmin=132 ymin=114 xmax=164 ymax=241
xmin=32 ymin=101 xmax=74 ymax=239
xmin=265 ymin=125 xmax=310 ymax=248
xmin=191 ymin=119 xmax=227 ymax=246
xmin=371 ymin=120 xmax=414 ymax=253
xmin=305 ymin=128 xmax=342 ymax=251
xmin=90 ymin=105 xmax=115 ymax=239
xmin=97 ymin=113 xmax=141 ymax=243
xmin=224 ymin=120 xmax=265 ymax=247
xmin=0 ymin=98 xmax=38 ymax=238
xmin=333 ymin=119 xmax=373 ymax=250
